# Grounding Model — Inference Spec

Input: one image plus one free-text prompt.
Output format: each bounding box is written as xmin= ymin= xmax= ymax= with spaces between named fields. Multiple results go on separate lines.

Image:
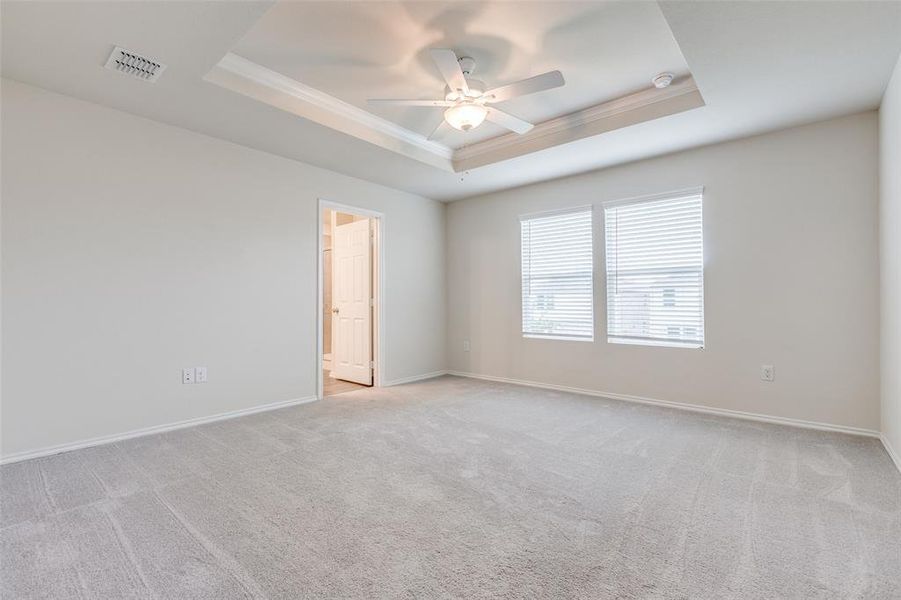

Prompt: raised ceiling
xmin=230 ymin=1 xmax=691 ymax=147
xmin=2 ymin=1 xmax=900 ymax=201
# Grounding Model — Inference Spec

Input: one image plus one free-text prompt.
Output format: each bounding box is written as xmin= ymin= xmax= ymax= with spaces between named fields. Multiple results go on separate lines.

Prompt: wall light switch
xmin=760 ymin=364 xmax=775 ymax=382
xmin=195 ymin=367 xmax=207 ymax=383
xmin=463 ymin=340 xmax=471 ymax=352
xmin=182 ymin=368 xmax=195 ymax=384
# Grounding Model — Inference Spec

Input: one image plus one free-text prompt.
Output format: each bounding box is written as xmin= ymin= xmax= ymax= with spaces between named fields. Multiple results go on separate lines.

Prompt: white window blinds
xmin=604 ymin=189 xmax=704 ymax=348
xmin=521 ymin=208 xmax=594 ymax=340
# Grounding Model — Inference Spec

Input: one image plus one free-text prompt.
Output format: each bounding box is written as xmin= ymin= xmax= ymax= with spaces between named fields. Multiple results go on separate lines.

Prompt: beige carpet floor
xmin=2 ymin=376 xmax=900 ymax=599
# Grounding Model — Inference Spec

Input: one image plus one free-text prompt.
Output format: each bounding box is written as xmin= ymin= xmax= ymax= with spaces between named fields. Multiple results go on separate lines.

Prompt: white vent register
xmin=104 ymin=46 xmax=166 ymax=82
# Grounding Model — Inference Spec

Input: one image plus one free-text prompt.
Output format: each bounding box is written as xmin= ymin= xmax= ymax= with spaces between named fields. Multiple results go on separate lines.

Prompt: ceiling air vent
xmin=104 ymin=46 xmax=166 ymax=83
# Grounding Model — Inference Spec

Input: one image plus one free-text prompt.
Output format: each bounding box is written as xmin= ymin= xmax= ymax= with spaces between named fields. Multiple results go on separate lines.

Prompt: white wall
xmin=880 ymin=54 xmax=901 ymax=463
xmin=1 ymin=79 xmax=446 ymax=458
xmin=447 ymin=112 xmax=880 ymax=431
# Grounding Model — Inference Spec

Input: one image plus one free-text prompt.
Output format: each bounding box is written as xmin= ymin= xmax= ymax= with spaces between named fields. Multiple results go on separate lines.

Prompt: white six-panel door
xmin=331 ymin=219 xmax=372 ymax=385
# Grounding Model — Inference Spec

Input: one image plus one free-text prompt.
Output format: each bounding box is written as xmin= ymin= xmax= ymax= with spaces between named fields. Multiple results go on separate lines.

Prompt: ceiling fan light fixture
xmin=368 ymin=50 xmax=560 ymax=136
xmin=444 ymin=103 xmax=488 ymax=131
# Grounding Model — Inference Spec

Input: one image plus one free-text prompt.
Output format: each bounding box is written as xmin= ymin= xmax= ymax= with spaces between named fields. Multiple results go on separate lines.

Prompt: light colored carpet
xmin=2 ymin=376 xmax=900 ymax=599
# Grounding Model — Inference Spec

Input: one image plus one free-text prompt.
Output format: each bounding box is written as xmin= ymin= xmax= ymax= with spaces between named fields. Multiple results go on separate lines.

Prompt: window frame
xmin=519 ymin=205 xmax=595 ymax=342
xmin=602 ymin=187 xmax=705 ymax=350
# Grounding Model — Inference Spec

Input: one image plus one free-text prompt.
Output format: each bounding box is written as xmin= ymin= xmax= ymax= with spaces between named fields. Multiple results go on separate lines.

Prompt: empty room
xmin=2 ymin=0 xmax=900 ymax=598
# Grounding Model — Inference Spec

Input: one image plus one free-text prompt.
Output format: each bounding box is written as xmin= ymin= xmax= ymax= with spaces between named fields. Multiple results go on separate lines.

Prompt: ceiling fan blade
xmin=430 ymin=48 xmax=470 ymax=95
xmin=484 ymin=70 xmax=565 ymax=103
xmin=368 ymin=99 xmax=454 ymax=107
xmin=486 ymin=107 xmax=534 ymax=134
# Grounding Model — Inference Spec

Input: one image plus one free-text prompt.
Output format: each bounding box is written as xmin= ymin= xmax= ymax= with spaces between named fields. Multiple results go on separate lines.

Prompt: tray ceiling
xmin=229 ymin=1 xmax=692 ymax=148
xmin=3 ymin=1 xmax=900 ymax=200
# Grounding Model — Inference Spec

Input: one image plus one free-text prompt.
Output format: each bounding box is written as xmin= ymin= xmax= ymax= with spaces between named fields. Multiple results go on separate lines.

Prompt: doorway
xmin=318 ymin=200 xmax=382 ymax=398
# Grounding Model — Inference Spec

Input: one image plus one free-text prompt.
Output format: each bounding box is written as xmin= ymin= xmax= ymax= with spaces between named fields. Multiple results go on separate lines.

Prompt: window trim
xmin=518 ymin=204 xmax=594 ymax=222
xmin=602 ymin=187 xmax=705 ymax=350
xmin=524 ymin=334 xmax=595 ymax=343
xmin=608 ymin=336 xmax=703 ymax=350
xmin=520 ymin=205 xmax=595 ymax=342
xmin=600 ymin=186 xmax=705 ymax=210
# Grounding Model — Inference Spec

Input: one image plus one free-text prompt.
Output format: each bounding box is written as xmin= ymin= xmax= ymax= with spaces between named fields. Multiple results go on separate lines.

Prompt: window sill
xmin=524 ymin=334 xmax=594 ymax=342
xmin=608 ymin=337 xmax=703 ymax=349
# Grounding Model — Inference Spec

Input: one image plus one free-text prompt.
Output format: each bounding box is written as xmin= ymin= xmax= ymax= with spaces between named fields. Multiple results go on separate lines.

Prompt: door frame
xmin=317 ymin=198 xmax=384 ymax=398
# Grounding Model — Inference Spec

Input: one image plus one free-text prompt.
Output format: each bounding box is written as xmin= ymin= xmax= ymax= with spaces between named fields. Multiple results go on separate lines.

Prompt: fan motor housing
xmin=445 ymin=78 xmax=486 ymax=102
xmin=458 ymin=56 xmax=476 ymax=75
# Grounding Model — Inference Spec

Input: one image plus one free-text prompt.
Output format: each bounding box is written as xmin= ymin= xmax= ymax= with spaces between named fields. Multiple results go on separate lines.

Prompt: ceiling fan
xmin=368 ymin=49 xmax=565 ymax=139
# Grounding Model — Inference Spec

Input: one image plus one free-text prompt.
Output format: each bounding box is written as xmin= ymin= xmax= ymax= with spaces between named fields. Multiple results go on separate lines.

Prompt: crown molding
xmin=453 ymin=76 xmax=705 ymax=171
xmin=456 ymin=76 xmax=701 ymax=161
xmin=205 ymin=53 xmax=704 ymax=174
xmin=206 ymin=53 xmax=455 ymax=171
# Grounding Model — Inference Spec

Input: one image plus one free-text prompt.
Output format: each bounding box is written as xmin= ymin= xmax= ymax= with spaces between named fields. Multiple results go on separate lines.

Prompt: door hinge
xmin=369 ymin=361 xmax=374 ymax=368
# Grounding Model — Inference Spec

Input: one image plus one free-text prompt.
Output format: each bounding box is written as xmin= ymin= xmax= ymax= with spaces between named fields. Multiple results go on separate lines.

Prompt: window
xmin=521 ymin=207 xmax=594 ymax=340
xmin=604 ymin=189 xmax=704 ymax=348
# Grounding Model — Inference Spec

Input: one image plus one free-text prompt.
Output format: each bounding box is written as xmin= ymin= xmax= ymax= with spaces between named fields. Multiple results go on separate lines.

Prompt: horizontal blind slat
xmin=605 ymin=193 xmax=704 ymax=347
xmin=522 ymin=208 xmax=594 ymax=340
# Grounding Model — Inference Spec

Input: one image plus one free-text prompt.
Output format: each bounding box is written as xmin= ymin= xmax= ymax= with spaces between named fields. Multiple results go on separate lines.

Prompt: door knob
xmin=332 ymin=308 xmax=339 ymax=314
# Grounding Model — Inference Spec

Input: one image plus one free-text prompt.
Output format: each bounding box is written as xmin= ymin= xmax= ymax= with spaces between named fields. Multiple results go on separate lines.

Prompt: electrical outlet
xmin=463 ymin=340 xmax=471 ymax=352
xmin=760 ymin=364 xmax=775 ymax=382
xmin=195 ymin=367 xmax=207 ymax=383
xmin=182 ymin=368 xmax=195 ymax=384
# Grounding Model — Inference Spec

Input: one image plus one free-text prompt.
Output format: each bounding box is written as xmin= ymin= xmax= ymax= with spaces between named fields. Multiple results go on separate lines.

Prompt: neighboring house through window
xmin=604 ymin=188 xmax=705 ymax=348
xmin=520 ymin=207 xmax=594 ymax=341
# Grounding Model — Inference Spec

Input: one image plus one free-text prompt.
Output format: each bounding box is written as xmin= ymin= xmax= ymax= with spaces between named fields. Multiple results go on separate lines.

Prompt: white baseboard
xmin=447 ymin=370 xmax=880 ymax=438
xmin=6 ymin=372 xmax=887 ymax=466
xmin=0 ymin=395 xmax=319 ymax=466
xmin=382 ymin=370 xmax=448 ymax=387
xmin=882 ymin=434 xmax=901 ymax=474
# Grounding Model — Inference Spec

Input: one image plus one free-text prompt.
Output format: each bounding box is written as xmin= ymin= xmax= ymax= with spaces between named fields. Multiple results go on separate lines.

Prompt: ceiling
xmin=232 ymin=1 xmax=691 ymax=146
xmin=2 ymin=1 xmax=900 ymax=201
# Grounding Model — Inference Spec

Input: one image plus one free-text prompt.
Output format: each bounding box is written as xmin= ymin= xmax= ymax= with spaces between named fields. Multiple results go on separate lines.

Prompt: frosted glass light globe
xmin=444 ymin=103 xmax=488 ymax=131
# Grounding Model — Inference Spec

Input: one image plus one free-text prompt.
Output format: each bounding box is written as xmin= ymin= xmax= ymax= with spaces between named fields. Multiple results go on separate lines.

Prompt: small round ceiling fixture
xmin=652 ymin=72 xmax=674 ymax=89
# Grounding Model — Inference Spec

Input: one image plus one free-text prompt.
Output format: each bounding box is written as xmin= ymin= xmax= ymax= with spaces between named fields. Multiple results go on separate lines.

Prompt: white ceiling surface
xmin=232 ymin=1 xmax=690 ymax=147
xmin=2 ymin=2 xmax=900 ymax=202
